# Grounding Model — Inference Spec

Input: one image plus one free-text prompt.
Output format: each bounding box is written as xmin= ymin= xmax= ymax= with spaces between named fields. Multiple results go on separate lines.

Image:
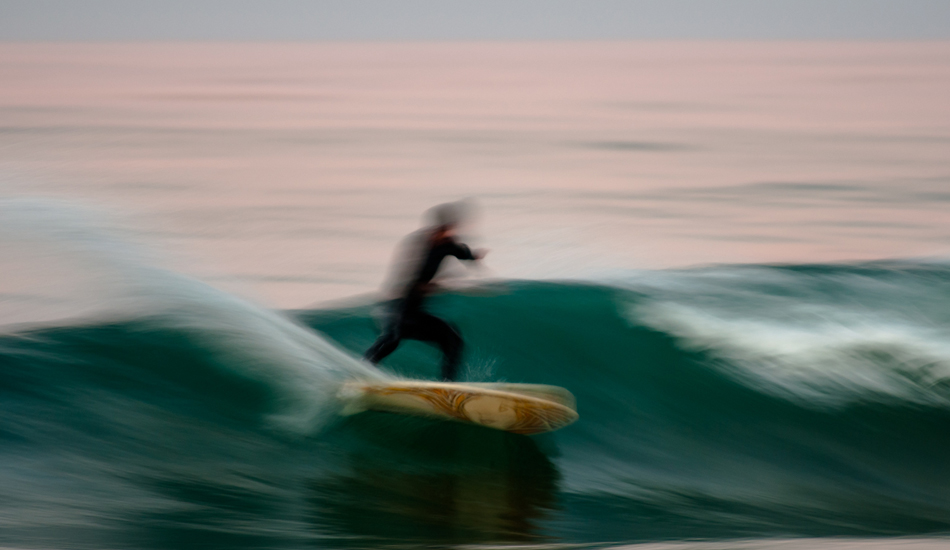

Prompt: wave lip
xmin=621 ymin=263 xmax=950 ymax=408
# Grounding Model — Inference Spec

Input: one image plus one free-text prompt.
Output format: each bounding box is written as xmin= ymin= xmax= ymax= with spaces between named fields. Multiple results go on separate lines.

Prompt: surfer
xmin=364 ymin=202 xmax=486 ymax=381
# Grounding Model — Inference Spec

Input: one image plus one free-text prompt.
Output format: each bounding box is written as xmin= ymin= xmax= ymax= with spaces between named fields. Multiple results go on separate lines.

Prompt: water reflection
xmin=308 ymin=413 xmax=561 ymax=546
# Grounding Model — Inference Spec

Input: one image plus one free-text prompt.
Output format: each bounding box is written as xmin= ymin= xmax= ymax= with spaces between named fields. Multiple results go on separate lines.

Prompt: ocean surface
xmin=1 ymin=42 xmax=950 ymax=549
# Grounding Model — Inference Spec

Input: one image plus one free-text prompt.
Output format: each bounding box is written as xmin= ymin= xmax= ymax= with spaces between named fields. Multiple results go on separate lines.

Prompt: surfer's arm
xmin=447 ymin=242 xmax=476 ymax=261
xmin=447 ymin=241 xmax=488 ymax=262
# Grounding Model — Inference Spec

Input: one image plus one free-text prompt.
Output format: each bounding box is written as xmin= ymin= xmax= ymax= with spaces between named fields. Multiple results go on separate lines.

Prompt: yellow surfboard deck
xmin=340 ymin=380 xmax=578 ymax=435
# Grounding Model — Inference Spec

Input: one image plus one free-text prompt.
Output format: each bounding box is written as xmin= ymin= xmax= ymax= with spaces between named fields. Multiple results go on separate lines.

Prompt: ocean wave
xmin=3 ymin=247 xmax=950 ymax=545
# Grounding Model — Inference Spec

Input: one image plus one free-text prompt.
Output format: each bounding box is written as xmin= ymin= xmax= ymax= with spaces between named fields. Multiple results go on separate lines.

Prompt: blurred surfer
xmin=364 ymin=201 xmax=486 ymax=381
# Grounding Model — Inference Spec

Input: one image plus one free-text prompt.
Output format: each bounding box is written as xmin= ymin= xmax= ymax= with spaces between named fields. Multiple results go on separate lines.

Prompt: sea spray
xmin=0 ymin=198 xmax=385 ymax=431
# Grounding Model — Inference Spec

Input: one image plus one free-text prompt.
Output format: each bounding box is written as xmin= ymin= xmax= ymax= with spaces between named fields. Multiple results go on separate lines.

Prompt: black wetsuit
xmin=364 ymin=234 xmax=476 ymax=381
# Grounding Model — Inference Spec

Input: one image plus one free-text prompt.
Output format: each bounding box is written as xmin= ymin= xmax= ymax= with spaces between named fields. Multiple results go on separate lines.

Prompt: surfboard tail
xmin=337 ymin=383 xmax=369 ymax=416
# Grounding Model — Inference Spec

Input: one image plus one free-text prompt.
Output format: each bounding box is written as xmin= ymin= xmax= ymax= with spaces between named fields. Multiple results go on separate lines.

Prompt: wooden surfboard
xmin=339 ymin=380 xmax=578 ymax=435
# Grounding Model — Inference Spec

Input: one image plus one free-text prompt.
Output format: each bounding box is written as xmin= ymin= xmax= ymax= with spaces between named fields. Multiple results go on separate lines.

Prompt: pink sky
xmin=1 ymin=42 xmax=949 ymax=306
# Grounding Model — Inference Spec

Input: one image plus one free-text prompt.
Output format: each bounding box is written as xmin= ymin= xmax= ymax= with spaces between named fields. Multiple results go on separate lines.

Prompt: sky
xmin=2 ymin=0 xmax=949 ymax=41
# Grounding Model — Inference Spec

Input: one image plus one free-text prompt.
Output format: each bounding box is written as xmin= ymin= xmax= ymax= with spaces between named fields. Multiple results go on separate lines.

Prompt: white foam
xmin=0 ymin=198 xmax=387 ymax=431
xmin=620 ymin=266 xmax=950 ymax=408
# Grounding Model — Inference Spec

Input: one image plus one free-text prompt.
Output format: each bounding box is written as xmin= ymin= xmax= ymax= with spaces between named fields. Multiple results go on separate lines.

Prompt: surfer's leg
xmin=364 ymin=300 xmax=409 ymax=365
xmin=363 ymin=326 xmax=401 ymax=365
xmin=411 ymin=313 xmax=463 ymax=381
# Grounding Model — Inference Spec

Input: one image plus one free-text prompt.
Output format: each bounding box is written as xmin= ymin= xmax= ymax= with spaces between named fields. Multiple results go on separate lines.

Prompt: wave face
xmin=3 ymin=261 xmax=950 ymax=548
